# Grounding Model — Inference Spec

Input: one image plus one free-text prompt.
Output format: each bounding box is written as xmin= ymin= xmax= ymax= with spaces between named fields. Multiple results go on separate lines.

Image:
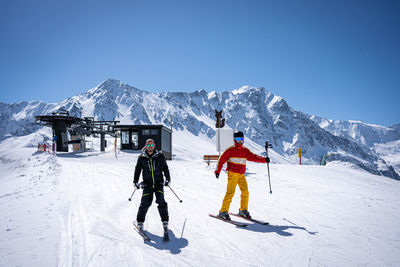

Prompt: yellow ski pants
xmin=220 ymin=171 xmax=249 ymax=213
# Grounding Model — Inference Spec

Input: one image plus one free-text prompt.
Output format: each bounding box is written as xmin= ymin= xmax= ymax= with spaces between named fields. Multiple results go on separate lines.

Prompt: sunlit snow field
xmin=1 ymin=129 xmax=399 ymax=266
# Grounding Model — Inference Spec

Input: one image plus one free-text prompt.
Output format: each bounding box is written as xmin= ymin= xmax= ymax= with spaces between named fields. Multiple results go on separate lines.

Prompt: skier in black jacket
xmin=133 ymin=139 xmax=171 ymax=231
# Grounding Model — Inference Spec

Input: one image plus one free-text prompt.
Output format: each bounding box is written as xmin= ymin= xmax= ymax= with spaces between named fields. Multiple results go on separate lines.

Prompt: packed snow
xmin=1 ymin=129 xmax=400 ymax=266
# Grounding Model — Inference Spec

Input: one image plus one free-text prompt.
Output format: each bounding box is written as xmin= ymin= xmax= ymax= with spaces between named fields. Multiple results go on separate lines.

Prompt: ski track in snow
xmin=1 ymin=142 xmax=400 ymax=266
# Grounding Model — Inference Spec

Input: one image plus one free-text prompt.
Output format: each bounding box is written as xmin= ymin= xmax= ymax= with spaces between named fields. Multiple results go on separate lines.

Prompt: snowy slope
xmin=1 ymin=130 xmax=400 ymax=266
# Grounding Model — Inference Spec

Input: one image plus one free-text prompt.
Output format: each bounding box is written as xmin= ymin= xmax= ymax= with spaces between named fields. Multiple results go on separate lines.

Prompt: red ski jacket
xmin=215 ymin=143 xmax=266 ymax=174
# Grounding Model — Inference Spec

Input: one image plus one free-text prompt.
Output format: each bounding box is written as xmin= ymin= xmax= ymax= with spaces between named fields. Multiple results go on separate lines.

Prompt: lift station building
xmin=35 ymin=111 xmax=172 ymax=159
xmin=113 ymin=125 xmax=172 ymax=160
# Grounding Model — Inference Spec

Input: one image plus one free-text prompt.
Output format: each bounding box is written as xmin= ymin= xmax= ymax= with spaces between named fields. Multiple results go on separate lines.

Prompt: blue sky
xmin=0 ymin=0 xmax=399 ymax=126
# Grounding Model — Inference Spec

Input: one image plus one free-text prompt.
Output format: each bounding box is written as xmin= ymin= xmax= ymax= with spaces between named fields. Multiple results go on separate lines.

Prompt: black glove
xmin=134 ymin=182 xmax=140 ymax=189
xmin=164 ymin=180 xmax=170 ymax=186
xmin=215 ymin=172 xmax=219 ymax=179
xmin=265 ymin=157 xmax=270 ymax=163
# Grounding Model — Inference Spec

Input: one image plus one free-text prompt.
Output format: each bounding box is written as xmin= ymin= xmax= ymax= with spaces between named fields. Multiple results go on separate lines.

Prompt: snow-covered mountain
xmin=0 ymin=101 xmax=53 ymax=140
xmin=389 ymin=123 xmax=400 ymax=133
xmin=310 ymin=116 xmax=400 ymax=176
xmin=310 ymin=116 xmax=400 ymax=148
xmin=0 ymin=78 xmax=399 ymax=179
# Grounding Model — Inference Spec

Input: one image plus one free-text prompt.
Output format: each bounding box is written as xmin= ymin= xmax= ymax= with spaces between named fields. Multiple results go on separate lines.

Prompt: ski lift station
xmin=35 ymin=110 xmax=172 ymax=159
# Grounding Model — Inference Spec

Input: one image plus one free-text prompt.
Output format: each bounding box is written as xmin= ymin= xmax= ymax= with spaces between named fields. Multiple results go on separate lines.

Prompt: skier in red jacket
xmin=215 ymin=131 xmax=270 ymax=220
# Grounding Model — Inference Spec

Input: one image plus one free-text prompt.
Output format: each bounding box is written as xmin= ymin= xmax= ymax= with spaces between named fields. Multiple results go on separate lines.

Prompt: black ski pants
xmin=136 ymin=184 xmax=169 ymax=223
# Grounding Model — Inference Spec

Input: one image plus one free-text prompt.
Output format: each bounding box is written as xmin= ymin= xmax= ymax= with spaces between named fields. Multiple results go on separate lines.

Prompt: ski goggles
xmin=146 ymin=144 xmax=155 ymax=147
xmin=234 ymin=137 xmax=244 ymax=142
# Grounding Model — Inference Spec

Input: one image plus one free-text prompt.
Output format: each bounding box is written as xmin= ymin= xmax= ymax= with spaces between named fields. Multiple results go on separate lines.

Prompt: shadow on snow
xmin=239 ymin=218 xmax=318 ymax=236
xmin=242 ymin=223 xmax=317 ymax=236
xmin=143 ymin=230 xmax=189 ymax=254
xmin=54 ymin=151 xmax=104 ymax=158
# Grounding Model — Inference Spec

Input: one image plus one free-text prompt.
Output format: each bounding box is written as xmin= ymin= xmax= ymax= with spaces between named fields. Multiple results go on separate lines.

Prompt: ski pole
xmin=128 ymin=188 xmax=137 ymax=201
xmin=265 ymin=141 xmax=273 ymax=194
xmin=167 ymin=185 xmax=183 ymax=203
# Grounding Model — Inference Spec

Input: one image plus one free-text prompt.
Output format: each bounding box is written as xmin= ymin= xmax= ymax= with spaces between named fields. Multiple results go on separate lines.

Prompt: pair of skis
xmin=209 ymin=213 xmax=269 ymax=227
xmin=133 ymin=222 xmax=169 ymax=242
xmin=133 ymin=212 xmax=268 ymax=241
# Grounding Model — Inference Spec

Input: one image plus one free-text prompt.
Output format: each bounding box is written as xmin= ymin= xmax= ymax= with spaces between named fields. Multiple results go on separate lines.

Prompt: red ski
xmin=209 ymin=214 xmax=248 ymax=227
xmin=133 ymin=222 xmax=151 ymax=242
xmin=229 ymin=213 xmax=269 ymax=225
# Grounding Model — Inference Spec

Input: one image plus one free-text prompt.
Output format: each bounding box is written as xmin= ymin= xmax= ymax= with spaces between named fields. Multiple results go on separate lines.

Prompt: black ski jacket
xmin=133 ymin=150 xmax=171 ymax=187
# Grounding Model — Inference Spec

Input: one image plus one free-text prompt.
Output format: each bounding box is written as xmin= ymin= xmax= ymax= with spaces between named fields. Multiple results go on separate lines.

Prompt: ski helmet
xmin=233 ymin=131 xmax=244 ymax=138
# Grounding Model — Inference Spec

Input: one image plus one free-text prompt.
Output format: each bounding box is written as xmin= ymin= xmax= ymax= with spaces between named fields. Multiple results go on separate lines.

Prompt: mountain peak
xmin=232 ymin=86 xmax=258 ymax=95
xmin=97 ymin=78 xmax=123 ymax=89
xmin=85 ymin=78 xmax=146 ymax=100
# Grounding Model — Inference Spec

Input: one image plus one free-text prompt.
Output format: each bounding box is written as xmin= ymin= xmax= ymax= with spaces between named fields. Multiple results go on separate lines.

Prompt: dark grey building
xmin=113 ymin=125 xmax=172 ymax=160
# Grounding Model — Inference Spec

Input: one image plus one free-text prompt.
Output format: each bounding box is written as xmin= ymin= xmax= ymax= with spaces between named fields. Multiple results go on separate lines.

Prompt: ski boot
xmin=218 ymin=211 xmax=231 ymax=220
xmin=137 ymin=222 xmax=144 ymax=231
xmin=162 ymin=221 xmax=169 ymax=242
xmin=238 ymin=210 xmax=251 ymax=219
